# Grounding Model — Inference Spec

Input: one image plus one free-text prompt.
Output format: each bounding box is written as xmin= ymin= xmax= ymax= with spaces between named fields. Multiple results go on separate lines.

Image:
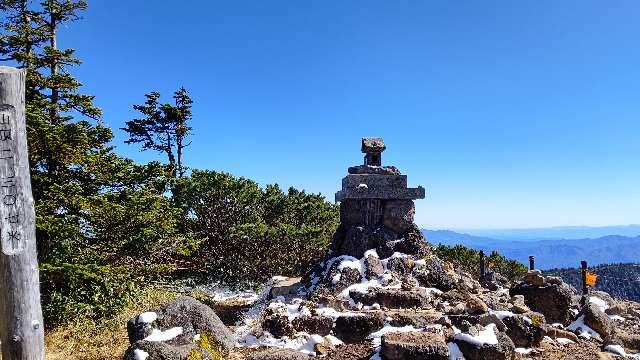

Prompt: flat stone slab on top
xmin=335 ymin=185 xmax=425 ymax=202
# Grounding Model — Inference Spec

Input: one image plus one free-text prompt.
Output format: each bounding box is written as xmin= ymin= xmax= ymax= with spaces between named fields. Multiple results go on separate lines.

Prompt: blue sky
xmin=58 ymin=1 xmax=639 ymax=229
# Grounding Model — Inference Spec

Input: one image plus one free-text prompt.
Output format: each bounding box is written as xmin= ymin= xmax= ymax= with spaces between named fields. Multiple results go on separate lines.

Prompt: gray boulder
xmin=454 ymin=326 xmax=515 ymax=360
xmin=124 ymin=296 xmax=234 ymax=360
xmin=383 ymin=200 xmax=415 ymax=233
xmin=583 ymin=302 xmax=613 ymax=338
xmin=350 ymin=288 xmax=431 ymax=309
xmin=381 ymin=331 xmax=449 ymax=360
xmin=248 ymin=348 xmax=310 ymax=360
xmin=333 ymin=311 xmax=385 ymax=343
xmin=501 ymin=313 xmax=546 ymax=347
xmin=414 ymin=256 xmax=457 ymax=292
xmin=510 ymin=282 xmax=575 ymax=325
xmin=364 ymin=254 xmax=384 ymax=279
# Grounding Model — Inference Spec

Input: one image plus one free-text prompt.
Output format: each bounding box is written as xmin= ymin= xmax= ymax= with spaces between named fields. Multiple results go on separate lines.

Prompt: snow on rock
xmin=132 ymin=349 xmax=149 ymax=360
xmin=137 ymin=312 xmax=157 ymax=324
xmin=447 ymin=342 xmax=465 ymax=360
xmin=516 ymin=347 xmax=534 ymax=354
xmin=144 ymin=327 xmax=184 ymax=342
xmin=609 ymin=315 xmax=625 ymax=322
xmin=567 ymin=315 xmax=600 ymax=339
xmin=589 ymin=296 xmax=609 ymax=312
xmin=603 ymin=344 xmax=640 ymax=359
xmin=368 ymin=325 xmax=423 ymax=347
xmin=490 ymin=310 xmax=516 ymax=320
xmin=453 ymin=323 xmax=499 ymax=347
xmin=556 ymin=338 xmax=575 ymax=345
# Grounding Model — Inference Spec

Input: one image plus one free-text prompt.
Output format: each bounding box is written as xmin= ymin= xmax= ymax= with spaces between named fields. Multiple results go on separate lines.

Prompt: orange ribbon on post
xmin=585 ymin=271 xmax=598 ymax=287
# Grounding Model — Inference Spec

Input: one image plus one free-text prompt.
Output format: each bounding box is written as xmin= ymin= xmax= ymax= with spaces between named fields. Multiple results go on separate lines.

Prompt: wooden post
xmin=479 ymin=250 xmax=485 ymax=280
xmin=0 ymin=67 xmax=45 ymax=360
xmin=529 ymin=256 xmax=535 ymax=271
xmin=581 ymin=260 xmax=588 ymax=296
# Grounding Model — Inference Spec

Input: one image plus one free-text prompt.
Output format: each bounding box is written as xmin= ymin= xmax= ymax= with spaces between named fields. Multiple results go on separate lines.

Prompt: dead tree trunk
xmin=0 ymin=66 xmax=45 ymax=360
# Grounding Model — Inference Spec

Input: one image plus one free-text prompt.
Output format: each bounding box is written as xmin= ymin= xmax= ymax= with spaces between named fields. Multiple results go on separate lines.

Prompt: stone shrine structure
xmin=329 ymin=137 xmax=428 ymax=259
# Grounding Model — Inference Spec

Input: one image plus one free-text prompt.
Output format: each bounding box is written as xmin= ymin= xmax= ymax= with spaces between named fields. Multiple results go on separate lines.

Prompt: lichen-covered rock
xmin=510 ymin=282 xmax=575 ymax=324
xmin=364 ymin=254 xmax=384 ymax=279
xmin=454 ymin=325 xmax=515 ymax=360
xmin=383 ymin=200 xmax=415 ymax=233
xmin=465 ymin=294 xmax=489 ymax=315
xmin=125 ymin=296 xmax=235 ymax=360
xmin=414 ymin=257 xmax=457 ymax=292
xmin=247 ymin=348 xmax=310 ymax=360
xmin=386 ymin=256 xmax=413 ymax=276
xmin=381 ymin=331 xmax=449 ymax=360
xmin=262 ymin=314 xmax=295 ymax=338
xmin=335 ymin=224 xmax=376 ymax=258
xmin=501 ymin=313 xmax=546 ymax=347
xmin=333 ymin=311 xmax=385 ymax=343
xmin=350 ymin=288 xmax=431 ymax=309
xmin=291 ymin=315 xmax=334 ymax=336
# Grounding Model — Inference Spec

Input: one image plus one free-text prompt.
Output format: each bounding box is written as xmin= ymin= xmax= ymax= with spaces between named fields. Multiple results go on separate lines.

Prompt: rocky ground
xmin=121 ymin=249 xmax=640 ymax=360
xmin=119 ymin=158 xmax=640 ymax=360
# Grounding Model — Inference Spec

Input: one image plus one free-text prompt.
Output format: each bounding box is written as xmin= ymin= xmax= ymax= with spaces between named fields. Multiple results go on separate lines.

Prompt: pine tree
xmin=1 ymin=1 xmax=188 ymax=322
xmin=122 ymin=87 xmax=193 ymax=178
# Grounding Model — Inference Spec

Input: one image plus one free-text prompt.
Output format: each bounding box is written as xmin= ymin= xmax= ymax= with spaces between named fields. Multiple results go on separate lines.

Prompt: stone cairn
xmin=305 ymin=137 xmax=441 ymax=304
xmin=331 ymin=137 xmax=427 ymax=259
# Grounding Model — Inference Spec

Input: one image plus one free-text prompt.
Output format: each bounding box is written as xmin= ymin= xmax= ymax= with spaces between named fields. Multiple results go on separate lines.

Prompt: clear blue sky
xmin=59 ymin=1 xmax=640 ymax=229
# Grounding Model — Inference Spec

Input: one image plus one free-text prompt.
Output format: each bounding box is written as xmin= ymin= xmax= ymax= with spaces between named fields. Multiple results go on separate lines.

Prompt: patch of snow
xmin=603 ymin=344 xmax=640 ymax=359
xmin=337 ymin=257 xmax=363 ymax=272
xmin=363 ymin=303 xmax=381 ymax=310
xmin=448 ymin=342 xmax=465 ymax=359
xmin=364 ymin=249 xmax=379 ymax=258
xmin=589 ymin=296 xmax=609 ymax=312
xmin=609 ymin=315 xmax=625 ymax=322
xmin=137 ymin=312 xmax=157 ymax=324
xmin=496 ymin=286 xmax=510 ymax=296
xmin=331 ymin=273 xmax=341 ymax=284
xmin=325 ymin=335 xmax=343 ymax=347
xmin=516 ymin=347 xmax=533 ymax=354
xmin=413 ymin=259 xmax=426 ymax=266
xmin=271 ymin=275 xmax=288 ymax=282
xmin=298 ymin=334 xmax=326 ymax=355
xmin=144 ymin=327 xmax=183 ymax=342
xmin=133 ymin=349 xmax=149 ymax=360
xmin=556 ymin=337 xmax=575 ymax=345
xmin=490 ymin=310 xmax=515 ymax=320
xmin=453 ymin=323 xmax=498 ymax=347
xmin=368 ymin=325 xmax=422 ymax=347
xmin=358 ymin=183 xmax=369 ymax=189
xmin=567 ymin=315 xmax=600 ymax=339
xmin=551 ymin=323 xmax=564 ymax=328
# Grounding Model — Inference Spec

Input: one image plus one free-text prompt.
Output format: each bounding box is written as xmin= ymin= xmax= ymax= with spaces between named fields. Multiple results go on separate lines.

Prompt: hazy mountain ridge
xmin=450 ymin=224 xmax=640 ymax=240
xmin=424 ymin=229 xmax=640 ymax=269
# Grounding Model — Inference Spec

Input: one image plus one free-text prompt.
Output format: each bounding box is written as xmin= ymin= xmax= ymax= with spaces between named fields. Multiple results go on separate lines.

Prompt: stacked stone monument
xmin=330 ymin=137 xmax=428 ymax=259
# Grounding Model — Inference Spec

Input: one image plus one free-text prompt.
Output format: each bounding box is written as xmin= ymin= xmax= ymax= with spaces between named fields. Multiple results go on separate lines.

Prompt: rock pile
xmin=124 ymin=138 xmax=640 ymax=360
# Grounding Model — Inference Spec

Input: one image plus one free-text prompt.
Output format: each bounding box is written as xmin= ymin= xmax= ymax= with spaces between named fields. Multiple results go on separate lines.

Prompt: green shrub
xmin=433 ymin=244 xmax=526 ymax=283
xmin=40 ymin=263 xmax=175 ymax=325
xmin=174 ymin=170 xmax=339 ymax=284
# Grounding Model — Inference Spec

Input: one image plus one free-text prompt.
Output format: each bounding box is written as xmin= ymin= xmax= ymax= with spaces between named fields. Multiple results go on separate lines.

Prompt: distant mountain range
xmin=449 ymin=224 xmax=640 ymax=241
xmin=423 ymin=229 xmax=640 ymax=269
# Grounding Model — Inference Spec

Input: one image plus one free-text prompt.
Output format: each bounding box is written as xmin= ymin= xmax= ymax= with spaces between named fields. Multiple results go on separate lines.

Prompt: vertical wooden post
xmin=0 ymin=67 xmax=45 ymax=360
xmin=529 ymin=256 xmax=535 ymax=271
xmin=581 ymin=260 xmax=588 ymax=296
xmin=479 ymin=250 xmax=485 ymax=280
